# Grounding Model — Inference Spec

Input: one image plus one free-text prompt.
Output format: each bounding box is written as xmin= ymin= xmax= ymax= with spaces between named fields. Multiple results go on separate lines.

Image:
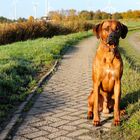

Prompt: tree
xmin=94 ymin=10 xmax=102 ymax=20
xmin=79 ymin=10 xmax=92 ymax=20
xmin=67 ymin=9 xmax=77 ymax=20
xmin=0 ymin=16 xmax=12 ymax=23
xmin=28 ymin=16 xmax=34 ymax=22
xmin=48 ymin=11 xmax=62 ymax=21
xmin=17 ymin=17 xmax=27 ymax=22
xmin=102 ymin=12 xmax=111 ymax=19
xmin=112 ymin=12 xmax=122 ymax=19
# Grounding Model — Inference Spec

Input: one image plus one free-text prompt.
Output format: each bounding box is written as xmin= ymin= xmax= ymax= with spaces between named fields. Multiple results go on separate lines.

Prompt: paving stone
xmin=54 ymin=136 xmax=73 ymax=140
xmin=102 ymin=127 xmax=110 ymax=132
xmin=40 ymin=125 xmax=59 ymax=132
xmin=51 ymin=111 xmax=71 ymax=118
xmin=102 ymin=121 xmax=112 ymax=128
xmin=33 ymin=136 xmax=49 ymax=140
xmin=70 ymin=110 xmax=86 ymax=116
xmin=12 ymin=136 xmax=28 ymax=140
xmin=48 ymin=130 xmax=68 ymax=139
xmin=60 ymin=115 xmax=79 ymax=121
xmin=68 ymin=119 xmax=87 ymax=126
xmin=63 ymin=108 xmax=78 ymax=112
xmin=37 ymin=112 xmax=54 ymax=118
xmin=78 ymin=135 xmax=93 ymax=140
xmin=59 ymin=125 xmax=77 ymax=131
xmin=16 ymin=126 xmax=39 ymax=135
xmin=67 ymin=129 xmax=89 ymax=137
xmin=30 ymin=120 xmax=52 ymax=127
xmin=24 ymin=130 xmax=48 ymax=139
xmin=24 ymin=117 xmax=41 ymax=124
xmin=49 ymin=120 xmax=69 ymax=127
xmin=78 ymin=123 xmax=97 ymax=131
xmin=44 ymin=116 xmax=61 ymax=122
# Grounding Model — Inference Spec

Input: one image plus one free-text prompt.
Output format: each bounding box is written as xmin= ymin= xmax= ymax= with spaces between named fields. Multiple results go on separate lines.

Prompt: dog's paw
xmin=114 ymin=119 xmax=120 ymax=126
xmin=93 ymin=120 xmax=101 ymax=126
xmin=87 ymin=111 xmax=93 ymax=120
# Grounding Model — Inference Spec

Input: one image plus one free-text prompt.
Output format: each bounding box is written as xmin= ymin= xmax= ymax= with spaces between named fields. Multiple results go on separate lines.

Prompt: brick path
xmin=12 ymin=37 xmax=113 ymax=140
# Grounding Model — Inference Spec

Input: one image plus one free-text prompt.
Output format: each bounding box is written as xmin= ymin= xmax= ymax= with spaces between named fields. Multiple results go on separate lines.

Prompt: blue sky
xmin=0 ymin=0 xmax=140 ymax=19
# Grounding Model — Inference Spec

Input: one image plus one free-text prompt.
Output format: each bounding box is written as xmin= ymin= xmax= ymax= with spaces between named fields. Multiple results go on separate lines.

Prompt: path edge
xmin=0 ymin=60 xmax=59 ymax=140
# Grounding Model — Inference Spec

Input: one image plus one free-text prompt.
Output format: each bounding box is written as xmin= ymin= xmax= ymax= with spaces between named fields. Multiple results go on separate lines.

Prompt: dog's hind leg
xmin=87 ymin=90 xmax=103 ymax=119
xmin=87 ymin=90 xmax=94 ymax=119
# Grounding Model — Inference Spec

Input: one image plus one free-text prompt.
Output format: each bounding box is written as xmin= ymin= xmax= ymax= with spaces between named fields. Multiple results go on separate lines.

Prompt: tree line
xmin=0 ymin=16 xmax=27 ymax=23
xmin=0 ymin=9 xmax=140 ymax=23
xmin=49 ymin=9 xmax=140 ymax=21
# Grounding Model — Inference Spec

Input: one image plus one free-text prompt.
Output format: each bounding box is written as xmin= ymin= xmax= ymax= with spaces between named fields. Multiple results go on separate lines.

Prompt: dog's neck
xmin=100 ymin=41 xmax=118 ymax=52
xmin=98 ymin=41 xmax=119 ymax=64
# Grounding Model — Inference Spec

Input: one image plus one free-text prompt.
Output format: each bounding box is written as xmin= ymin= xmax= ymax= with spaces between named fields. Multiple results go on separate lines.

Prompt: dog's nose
xmin=109 ymin=32 xmax=115 ymax=39
xmin=107 ymin=32 xmax=118 ymax=45
xmin=109 ymin=34 xmax=113 ymax=38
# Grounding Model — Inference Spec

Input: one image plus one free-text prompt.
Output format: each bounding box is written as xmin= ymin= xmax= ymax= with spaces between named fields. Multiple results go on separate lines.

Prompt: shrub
xmin=0 ymin=20 xmax=93 ymax=45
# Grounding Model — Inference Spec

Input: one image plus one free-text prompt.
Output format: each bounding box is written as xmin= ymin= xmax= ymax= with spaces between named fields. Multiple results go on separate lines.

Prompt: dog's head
xmin=93 ymin=20 xmax=128 ymax=46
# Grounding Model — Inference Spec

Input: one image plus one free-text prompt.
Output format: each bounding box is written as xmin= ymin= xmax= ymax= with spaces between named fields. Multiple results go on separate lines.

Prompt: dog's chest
xmin=102 ymin=52 xmax=117 ymax=78
xmin=100 ymin=57 xmax=118 ymax=92
xmin=102 ymin=64 xmax=116 ymax=79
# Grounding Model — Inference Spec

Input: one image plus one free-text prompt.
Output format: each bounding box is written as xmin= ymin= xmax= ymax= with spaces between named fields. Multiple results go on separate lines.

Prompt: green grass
xmin=0 ymin=31 xmax=92 ymax=128
xmin=109 ymin=30 xmax=140 ymax=140
xmin=124 ymin=19 xmax=140 ymax=28
xmin=87 ymin=19 xmax=140 ymax=31
xmin=120 ymin=19 xmax=140 ymax=31
xmin=120 ymin=30 xmax=140 ymax=70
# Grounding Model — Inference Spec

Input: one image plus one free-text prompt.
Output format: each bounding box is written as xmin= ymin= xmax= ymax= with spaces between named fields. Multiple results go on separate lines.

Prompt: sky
xmin=0 ymin=0 xmax=140 ymax=19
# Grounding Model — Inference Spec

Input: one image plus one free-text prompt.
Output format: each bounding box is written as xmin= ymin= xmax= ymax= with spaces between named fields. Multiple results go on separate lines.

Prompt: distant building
xmin=41 ymin=16 xmax=50 ymax=20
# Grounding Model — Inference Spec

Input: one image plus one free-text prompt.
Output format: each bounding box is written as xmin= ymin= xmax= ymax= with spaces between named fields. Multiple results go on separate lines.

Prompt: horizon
xmin=0 ymin=0 xmax=140 ymax=19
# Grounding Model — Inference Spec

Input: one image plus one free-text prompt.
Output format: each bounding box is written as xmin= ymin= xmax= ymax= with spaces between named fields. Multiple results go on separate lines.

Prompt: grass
xmin=87 ymin=19 xmax=140 ymax=31
xmin=108 ymin=30 xmax=140 ymax=140
xmin=0 ymin=31 xmax=92 ymax=129
xmin=123 ymin=19 xmax=140 ymax=28
xmin=120 ymin=30 xmax=140 ymax=70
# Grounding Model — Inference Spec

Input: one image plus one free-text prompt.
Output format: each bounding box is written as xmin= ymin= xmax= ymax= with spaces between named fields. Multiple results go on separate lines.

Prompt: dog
xmin=87 ymin=20 xmax=128 ymax=126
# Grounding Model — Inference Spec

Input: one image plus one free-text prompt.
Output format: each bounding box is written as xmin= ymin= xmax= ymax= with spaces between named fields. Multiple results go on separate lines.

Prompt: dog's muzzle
xmin=107 ymin=32 xmax=119 ymax=45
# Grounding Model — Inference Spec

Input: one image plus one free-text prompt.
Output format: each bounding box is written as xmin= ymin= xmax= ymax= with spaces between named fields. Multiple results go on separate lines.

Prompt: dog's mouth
xmin=107 ymin=39 xmax=118 ymax=46
xmin=106 ymin=32 xmax=119 ymax=46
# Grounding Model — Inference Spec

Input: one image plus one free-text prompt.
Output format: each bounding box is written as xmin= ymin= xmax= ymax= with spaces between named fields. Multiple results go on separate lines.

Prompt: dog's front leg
xmin=114 ymin=80 xmax=121 ymax=126
xmin=93 ymin=82 xmax=100 ymax=126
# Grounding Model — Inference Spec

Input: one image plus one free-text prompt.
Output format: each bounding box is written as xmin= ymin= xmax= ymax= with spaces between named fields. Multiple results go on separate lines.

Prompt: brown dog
xmin=87 ymin=20 xmax=128 ymax=126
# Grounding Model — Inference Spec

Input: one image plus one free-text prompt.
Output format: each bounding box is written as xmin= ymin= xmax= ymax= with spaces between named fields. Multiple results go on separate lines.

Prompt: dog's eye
xmin=104 ymin=27 xmax=109 ymax=31
xmin=116 ymin=27 xmax=120 ymax=32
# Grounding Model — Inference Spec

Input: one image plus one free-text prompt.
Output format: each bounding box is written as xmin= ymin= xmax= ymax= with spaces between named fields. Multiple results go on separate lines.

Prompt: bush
xmin=0 ymin=20 xmax=93 ymax=45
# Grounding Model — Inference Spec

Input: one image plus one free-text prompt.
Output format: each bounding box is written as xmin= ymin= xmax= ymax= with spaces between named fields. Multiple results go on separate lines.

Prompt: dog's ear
xmin=121 ymin=24 xmax=128 ymax=39
xmin=93 ymin=23 xmax=102 ymax=39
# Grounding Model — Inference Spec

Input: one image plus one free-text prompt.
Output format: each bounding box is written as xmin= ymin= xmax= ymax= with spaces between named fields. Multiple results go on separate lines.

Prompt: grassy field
xmin=87 ymin=19 xmax=140 ymax=31
xmin=123 ymin=19 xmax=140 ymax=28
xmin=0 ymin=31 xmax=92 ymax=129
xmin=108 ymin=30 xmax=140 ymax=140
